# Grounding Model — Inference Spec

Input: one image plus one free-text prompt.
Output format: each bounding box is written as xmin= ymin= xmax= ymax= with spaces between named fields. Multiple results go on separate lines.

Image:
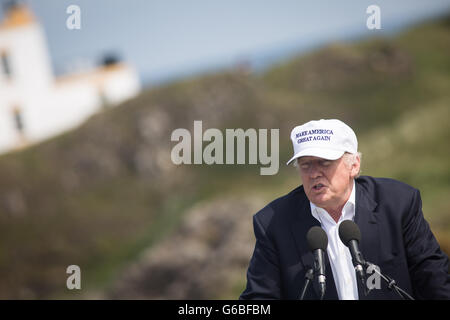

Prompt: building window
xmin=12 ymin=107 xmax=24 ymax=134
xmin=11 ymin=106 xmax=27 ymax=146
xmin=1 ymin=51 xmax=12 ymax=78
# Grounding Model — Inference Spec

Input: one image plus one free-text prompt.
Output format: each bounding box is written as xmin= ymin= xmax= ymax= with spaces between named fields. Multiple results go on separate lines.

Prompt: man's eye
xmin=300 ymin=164 xmax=310 ymax=169
xmin=321 ymin=161 xmax=331 ymax=166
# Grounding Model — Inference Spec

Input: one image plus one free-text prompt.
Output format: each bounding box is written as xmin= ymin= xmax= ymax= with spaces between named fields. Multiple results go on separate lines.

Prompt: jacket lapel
xmin=354 ymin=180 xmax=379 ymax=300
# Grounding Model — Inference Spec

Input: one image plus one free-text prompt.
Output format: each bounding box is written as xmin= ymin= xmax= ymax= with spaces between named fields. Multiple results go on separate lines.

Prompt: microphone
xmin=306 ymin=226 xmax=328 ymax=300
xmin=338 ymin=220 xmax=368 ymax=295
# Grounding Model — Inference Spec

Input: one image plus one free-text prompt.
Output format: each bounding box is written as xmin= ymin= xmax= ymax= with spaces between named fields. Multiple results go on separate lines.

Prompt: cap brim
xmin=286 ymin=148 xmax=345 ymax=165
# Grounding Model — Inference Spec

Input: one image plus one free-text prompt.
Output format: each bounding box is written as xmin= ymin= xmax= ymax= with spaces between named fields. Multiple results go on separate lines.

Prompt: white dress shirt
xmin=310 ymin=180 xmax=359 ymax=300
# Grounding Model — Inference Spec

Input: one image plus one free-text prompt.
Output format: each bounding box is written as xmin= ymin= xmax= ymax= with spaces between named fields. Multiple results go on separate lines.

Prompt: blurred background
xmin=0 ymin=0 xmax=449 ymax=299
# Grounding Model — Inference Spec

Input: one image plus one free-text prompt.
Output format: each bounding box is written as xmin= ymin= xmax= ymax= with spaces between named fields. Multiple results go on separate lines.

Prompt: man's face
xmin=297 ymin=155 xmax=360 ymax=211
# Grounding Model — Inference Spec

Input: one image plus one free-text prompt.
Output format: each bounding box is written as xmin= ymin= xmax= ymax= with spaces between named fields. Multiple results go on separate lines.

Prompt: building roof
xmin=0 ymin=4 xmax=35 ymax=31
xmin=55 ymin=62 xmax=133 ymax=87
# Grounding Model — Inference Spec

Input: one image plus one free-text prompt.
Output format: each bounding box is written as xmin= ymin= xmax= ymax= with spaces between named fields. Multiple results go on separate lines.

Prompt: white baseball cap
xmin=286 ymin=119 xmax=358 ymax=165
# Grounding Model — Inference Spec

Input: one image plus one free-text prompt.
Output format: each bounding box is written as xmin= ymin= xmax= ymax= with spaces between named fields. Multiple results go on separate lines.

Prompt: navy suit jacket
xmin=240 ymin=176 xmax=450 ymax=300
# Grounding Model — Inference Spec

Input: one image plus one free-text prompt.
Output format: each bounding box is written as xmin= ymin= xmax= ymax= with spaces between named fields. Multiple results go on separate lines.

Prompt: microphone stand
xmin=355 ymin=264 xmax=370 ymax=296
xmin=364 ymin=261 xmax=414 ymax=300
xmin=299 ymin=268 xmax=314 ymax=300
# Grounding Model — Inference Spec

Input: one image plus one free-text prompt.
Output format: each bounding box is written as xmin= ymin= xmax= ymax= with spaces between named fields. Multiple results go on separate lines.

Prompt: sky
xmin=2 ymin=0 xmax=450 ymax=85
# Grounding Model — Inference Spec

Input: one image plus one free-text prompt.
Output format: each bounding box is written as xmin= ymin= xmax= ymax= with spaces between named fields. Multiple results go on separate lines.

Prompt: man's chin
xmin=308 ymin=194 xmax=330 ymax=208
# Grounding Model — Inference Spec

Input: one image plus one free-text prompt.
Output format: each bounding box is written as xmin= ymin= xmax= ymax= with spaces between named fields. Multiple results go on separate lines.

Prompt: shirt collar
xmin=310 ymin=180 xmax=356 ymax=224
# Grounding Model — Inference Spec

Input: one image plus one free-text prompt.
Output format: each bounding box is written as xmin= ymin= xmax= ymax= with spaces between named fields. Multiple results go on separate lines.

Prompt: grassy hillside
xmin=0 ymin=15 xmax=449 ymax=299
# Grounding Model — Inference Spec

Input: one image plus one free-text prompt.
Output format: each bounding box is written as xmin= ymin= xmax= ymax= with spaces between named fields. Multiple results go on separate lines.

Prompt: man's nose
xmin=308 ymin=163 xmax=322 ymax=179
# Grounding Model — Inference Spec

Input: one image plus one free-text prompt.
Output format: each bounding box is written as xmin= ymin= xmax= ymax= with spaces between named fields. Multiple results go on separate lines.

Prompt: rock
xmin=106 ymin=195 xmax=265 ymax=299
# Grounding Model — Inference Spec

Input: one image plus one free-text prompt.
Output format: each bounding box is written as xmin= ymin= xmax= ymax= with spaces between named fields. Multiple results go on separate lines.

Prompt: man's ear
xmin=350 ymin=155 xmax=361 ymax=178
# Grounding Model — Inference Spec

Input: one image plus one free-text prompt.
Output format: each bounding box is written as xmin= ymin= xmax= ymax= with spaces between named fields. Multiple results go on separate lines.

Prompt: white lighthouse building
xmin=0 ymin=2 xmax=141 ymax=154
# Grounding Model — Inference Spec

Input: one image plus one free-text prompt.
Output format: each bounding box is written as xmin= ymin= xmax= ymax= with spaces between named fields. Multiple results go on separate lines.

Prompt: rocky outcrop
xmin=107 ymin=195 xmax=265 ymax=299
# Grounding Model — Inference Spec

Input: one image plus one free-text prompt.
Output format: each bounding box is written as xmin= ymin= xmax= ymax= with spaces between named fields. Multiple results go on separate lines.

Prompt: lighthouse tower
xmin=0 ymin=0 xmax=54 ymax=149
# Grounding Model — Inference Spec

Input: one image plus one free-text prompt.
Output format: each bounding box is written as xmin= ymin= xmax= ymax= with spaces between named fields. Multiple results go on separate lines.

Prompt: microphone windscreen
xmin=306 ymin=226 xmax=328 ymax=251
xmin=338 ymin=220 xmax=361 ymax=246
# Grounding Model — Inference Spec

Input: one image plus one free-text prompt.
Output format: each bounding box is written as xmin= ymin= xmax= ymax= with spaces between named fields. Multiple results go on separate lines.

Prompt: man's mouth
xmin=312 ymin=183 xmax=325 ymax=191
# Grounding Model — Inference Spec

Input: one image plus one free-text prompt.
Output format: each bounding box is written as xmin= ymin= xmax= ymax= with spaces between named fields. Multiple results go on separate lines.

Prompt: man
xmin=240 ymin=119 xmax=450 ymax=300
